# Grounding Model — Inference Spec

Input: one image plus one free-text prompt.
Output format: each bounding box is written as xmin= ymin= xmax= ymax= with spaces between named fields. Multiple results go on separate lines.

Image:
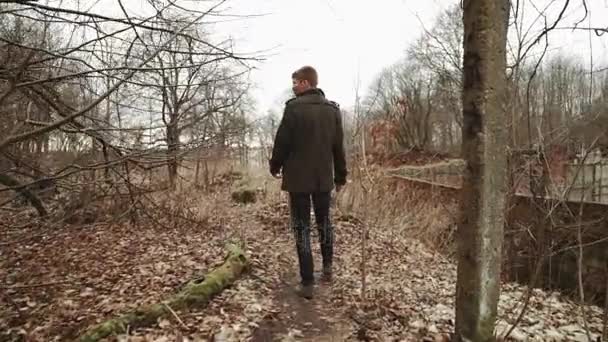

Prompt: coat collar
xmin=297 ymin=88 xmax=325 ymax=98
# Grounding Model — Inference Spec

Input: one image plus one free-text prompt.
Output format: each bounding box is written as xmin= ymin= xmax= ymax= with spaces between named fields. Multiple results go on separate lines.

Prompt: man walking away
xmin=269 ymin=65 xmax=348 ymax=299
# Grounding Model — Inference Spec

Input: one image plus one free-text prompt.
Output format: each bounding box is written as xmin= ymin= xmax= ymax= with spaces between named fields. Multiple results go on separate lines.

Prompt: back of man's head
xmin=292 ymin=66 xmax=318 ymax=88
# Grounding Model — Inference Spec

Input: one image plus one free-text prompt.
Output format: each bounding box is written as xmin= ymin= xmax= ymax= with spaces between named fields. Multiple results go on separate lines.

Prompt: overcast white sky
xmin=214 ymin=0 xmax=446 ymax=114
xmin=209 ymin=0 xmax=608 ymax=115
xmin=73 ymin=0 xmax=608 ymax=115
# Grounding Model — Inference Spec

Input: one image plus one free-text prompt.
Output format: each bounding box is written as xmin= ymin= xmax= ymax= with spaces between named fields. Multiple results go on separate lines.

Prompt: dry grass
xmin=337 ymin=165 xmax=459 ymax=256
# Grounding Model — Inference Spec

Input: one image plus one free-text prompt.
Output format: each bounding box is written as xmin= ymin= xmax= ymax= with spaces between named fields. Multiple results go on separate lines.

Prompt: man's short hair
xmin=292 ymin=66 xmax=318 ymax=87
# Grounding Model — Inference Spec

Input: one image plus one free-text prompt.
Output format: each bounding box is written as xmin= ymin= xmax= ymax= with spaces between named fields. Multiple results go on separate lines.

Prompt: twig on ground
xmin=0 ymin=281 xmax=70 ymax=289
xmin=163 ymin=302 xmax=189 ymax=330
xmin=0 ymin=233 xmax=46 ymax=246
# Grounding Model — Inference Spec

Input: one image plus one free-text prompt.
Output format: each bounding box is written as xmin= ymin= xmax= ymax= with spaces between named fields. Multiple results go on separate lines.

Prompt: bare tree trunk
xmin=422 ymin=82 xmax=433 ymax=148
xmin=103 ymin=75 xmax=112 ymax=184
xmin=167 ymin=124 xmax=179 ymax=190
xmin=455 ymin=0 xmax=510 ymax=341
xmin=449 ymin=121 xmax=455 ymax=151
xmin=90 ymin=137 xmax=97 ymax=185
xmin=123 ymin=160 xmax=139 ymax=225
xmin=195 ymin=150 xmax=201 ymax=187
xmin=0 ymin=173 xmax=47 ymax=217
xmin=204 ymin=159 xmax=210 ymax=192
xmin=102 ymin=142 xmax=110 ymax=184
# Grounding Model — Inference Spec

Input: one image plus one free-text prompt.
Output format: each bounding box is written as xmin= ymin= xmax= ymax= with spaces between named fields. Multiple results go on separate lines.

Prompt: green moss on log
xmin=231 ymin=188 xmax=257 ymax=204
xmin=79 ymin=244 xmax=248 ymax=342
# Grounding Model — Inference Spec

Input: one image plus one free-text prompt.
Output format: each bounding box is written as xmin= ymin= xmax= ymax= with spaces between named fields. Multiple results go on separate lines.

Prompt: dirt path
xmin=250 ymin=269 xmax=351 ymax=341
xmin=247 ymin=195 xmax=354 ymax=342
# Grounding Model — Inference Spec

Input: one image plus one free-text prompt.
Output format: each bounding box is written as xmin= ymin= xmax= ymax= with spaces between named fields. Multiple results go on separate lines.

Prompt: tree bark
xmin=195 ymin=151 xmax=201 ymax=187
xmin=455 ymin=0 xmax=510 ymax=341
xmin=0 ymin=173 xmax=47 ymax=217
xmin=166 ymin=123 xmax=179 ymax=190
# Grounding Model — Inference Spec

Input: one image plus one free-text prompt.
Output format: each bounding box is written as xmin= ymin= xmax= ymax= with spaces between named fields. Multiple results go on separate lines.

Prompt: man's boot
xmin=298 ymin=283 xmax=314 ymax=299
xmin=321 ymin=264 xmax=332 ymax=282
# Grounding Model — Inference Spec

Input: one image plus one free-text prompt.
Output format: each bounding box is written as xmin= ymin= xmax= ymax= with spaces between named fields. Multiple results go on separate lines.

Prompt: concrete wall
xmin=505 ymin=196 xmax=608 ymax=305
xmin=566 ymin=160 xmax=608 ymax=203
xmin=393 ymin=176 xmax=608 ymax=305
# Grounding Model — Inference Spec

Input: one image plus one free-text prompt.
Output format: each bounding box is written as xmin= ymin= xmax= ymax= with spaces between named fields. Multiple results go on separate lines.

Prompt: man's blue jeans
xmin=288 ymin=192 xmax=333 ymax=285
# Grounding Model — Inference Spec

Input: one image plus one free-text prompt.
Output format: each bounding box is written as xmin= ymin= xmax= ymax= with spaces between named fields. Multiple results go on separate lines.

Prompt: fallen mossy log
xmin=79 ymin=244 xmax=249 ymax=342
xmin=386 ymin=159 xmax=466 ymax=178
xmin=231 ymin=188 xmax=257 ymax=204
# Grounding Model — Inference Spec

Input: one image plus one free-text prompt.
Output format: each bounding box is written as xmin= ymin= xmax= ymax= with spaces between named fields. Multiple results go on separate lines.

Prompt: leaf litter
xmin=0 ymin=171 xmax=605 ymax=341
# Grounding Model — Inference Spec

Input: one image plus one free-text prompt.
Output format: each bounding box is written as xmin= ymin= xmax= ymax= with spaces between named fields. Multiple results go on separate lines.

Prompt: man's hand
xmin=269 ymin=161 xmax=281 ymax=179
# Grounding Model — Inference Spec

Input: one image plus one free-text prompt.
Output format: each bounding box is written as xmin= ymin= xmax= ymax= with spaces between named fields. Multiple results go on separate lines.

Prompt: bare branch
xmin=0 ymin=5 xmax=220 ymax=151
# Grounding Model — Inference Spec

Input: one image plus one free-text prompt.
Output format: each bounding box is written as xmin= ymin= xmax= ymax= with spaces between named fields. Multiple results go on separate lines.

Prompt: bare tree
xmin=364 ymin=62 xmax=435 ymax=151
xmin=455 ymin=1 xmax=510 ymax=341
xmin=0 ymin=0 xmax=258 ymax=219
xmin=132 ymin=17 xmax=249 ymax=188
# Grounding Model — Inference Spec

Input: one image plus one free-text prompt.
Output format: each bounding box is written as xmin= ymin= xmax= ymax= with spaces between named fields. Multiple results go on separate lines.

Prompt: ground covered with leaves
xmin=1 ymin=168 xmax=606 ymax=341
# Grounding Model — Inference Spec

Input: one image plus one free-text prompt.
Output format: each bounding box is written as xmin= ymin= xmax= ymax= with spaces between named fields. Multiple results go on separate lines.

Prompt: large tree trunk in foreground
xmin=79 ymin=244 xmax=249 ymax=342
xmin=455 ymin=0 xmax=510 ymax=341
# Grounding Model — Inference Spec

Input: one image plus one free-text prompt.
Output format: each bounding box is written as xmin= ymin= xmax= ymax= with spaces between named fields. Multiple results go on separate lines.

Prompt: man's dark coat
xmin=269 ymin=88 xmax=347 ymax=193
